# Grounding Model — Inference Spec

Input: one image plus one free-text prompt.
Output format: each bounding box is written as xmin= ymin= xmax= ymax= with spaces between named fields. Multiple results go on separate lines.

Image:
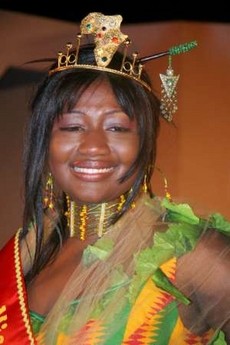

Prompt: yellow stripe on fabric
xmin=56 ymin=334 xmax=68 ymax=345
xmin=169 ymin=317 xmax=215 ymax=345
xmin=160 ymin=257 xmax=176 ymax=281
xmin=168 ymin=317 xmax=189 ymax=345
xmin=122 ymin=258 xmax=176 ymax=344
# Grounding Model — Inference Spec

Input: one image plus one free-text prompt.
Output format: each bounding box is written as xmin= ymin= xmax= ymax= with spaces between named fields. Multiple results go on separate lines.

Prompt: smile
xmin=73 ymin=167 xmax=114 ymax=174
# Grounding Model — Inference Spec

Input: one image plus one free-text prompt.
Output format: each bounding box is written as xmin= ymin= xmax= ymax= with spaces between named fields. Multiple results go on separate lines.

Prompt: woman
xmin=0 ymin=12 xmax=229 ymax=345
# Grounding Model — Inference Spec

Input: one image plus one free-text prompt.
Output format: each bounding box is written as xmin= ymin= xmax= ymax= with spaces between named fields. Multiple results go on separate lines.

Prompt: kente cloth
xmin=0 ymin=195 xmax=229 ymax=344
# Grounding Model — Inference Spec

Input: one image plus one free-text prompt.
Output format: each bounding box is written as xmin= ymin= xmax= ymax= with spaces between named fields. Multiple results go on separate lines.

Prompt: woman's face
xmin=49 ymin=80 xmax=140 ymax=203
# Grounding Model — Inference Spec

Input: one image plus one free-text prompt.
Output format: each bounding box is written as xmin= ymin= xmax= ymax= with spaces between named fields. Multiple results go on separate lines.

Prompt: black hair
xmin=22 ymin=44 xmax=161 ymax=282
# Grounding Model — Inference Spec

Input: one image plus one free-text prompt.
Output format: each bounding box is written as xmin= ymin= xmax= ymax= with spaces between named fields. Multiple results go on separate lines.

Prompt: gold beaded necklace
xmin=65 ymin=194 xmax=129 ymax=240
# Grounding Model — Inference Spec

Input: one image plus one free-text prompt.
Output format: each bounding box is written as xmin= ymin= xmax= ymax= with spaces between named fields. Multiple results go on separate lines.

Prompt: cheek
xmin=48 ymin=138 xmax=74 ymax=192
xmin=117 ymin=137 xmax=139 ymax=165
xmin=48 ymin=137 xmax=73 ymax=168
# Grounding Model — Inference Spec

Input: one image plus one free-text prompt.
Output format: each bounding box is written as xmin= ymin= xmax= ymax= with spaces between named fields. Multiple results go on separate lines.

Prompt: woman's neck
xmin=65 ymin=194 xmax=129 ymax=240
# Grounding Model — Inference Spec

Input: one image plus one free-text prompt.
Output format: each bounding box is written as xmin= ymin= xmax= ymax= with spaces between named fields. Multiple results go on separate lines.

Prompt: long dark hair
xmin=22 ymin=44 xmax=161 ymax=282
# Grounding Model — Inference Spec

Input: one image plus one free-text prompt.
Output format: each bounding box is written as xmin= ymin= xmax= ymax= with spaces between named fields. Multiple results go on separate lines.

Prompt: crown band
xmin=49 ymin=63 xmax=151 ymax=91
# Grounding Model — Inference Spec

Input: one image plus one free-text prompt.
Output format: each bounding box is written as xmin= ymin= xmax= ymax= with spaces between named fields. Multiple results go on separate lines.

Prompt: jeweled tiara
xmin=49 ymin=12 xmax=197 ymax=93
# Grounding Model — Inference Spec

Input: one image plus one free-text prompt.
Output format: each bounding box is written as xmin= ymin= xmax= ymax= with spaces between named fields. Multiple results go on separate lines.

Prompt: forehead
xmin=56 ymin=73 xmax=138 ymax=122
xmin=75 ymin=79 xmax=118 ymax=106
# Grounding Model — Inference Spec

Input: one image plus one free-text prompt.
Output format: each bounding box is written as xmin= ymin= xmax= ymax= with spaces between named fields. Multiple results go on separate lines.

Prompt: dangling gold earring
xmin=162 ymin=175 xmax=172 ymax=201
xmin=159 ymin=55 xmax=180 ymax=122
xmin=155 ymin=167 xmax=172 ymax=201
xmin=142 ymin=174 xmax=148 ymax=194
xmin=127 ymin=188 xmax=136 ymax=209
xmin=43 ymin=172 xmax=55 ymax=210
xmin=65 ymin=194 xmax=71 ymax=229
xmin=117 ymin=194 xmax=126 ymax=211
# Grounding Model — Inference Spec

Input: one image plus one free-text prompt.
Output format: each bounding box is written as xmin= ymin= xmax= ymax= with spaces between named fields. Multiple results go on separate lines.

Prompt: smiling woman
xmin=0 ymin=11 xmax=229 ymax=345
xmin=49 ymin=79 xmax=140 ymax=205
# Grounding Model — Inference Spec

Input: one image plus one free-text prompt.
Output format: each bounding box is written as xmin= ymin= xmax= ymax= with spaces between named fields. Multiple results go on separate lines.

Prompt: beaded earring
xmin=43 ymin=172 xmax=55 ymax=210
xmin=155 ymin=167 xmax=172 ymax=201
xmin=117 ymin=194 xmax=126 ymax=211
xmin=163 ymin=175 xmax=172 ymax=201
xmin=142 ymin=175 xmax=148 ymax=194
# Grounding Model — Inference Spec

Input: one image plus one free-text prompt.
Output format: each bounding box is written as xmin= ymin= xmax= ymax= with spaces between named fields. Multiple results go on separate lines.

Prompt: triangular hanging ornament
xmin=159 ymin=66 xmax=180 ymax=98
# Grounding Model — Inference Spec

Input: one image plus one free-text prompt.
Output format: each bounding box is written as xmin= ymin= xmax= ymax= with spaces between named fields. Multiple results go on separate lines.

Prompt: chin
xmin=70 ymin=192 xmax=124 ymax=205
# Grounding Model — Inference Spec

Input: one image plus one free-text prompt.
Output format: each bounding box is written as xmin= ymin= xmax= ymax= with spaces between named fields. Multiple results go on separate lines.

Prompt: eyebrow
xmin=65 ymin=109 xmax=128 ymax=116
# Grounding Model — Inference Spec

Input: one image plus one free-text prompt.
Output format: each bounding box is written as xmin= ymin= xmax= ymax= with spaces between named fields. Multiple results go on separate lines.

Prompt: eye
xmin=107 ymin=126 xmax=130 ymax=132
xmin=59 ymin=126 xmax=85 ymax=132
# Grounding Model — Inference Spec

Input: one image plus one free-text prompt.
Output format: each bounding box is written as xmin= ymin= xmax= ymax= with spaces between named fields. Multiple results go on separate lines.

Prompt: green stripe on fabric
xmin=150 ymin=301 xmax=178 ymax=345
xmin=103 ymin=302 xmax=131 ymax=345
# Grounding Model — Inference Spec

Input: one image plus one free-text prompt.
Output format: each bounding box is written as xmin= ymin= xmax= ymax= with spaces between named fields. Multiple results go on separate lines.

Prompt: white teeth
xmin=73 ymin=167 xmax=113 ymax=174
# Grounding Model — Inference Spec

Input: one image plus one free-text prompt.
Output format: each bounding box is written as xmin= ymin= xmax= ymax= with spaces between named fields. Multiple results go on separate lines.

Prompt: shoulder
xmin=176 ymin=228 xmax=230 ymax=337
xmin=177 ymin=227 xmax=230 ymax=286
xmin=177 ymin=229 xmax=230 ymax=294
xmin=189 ymin=229 xmax=230 ymax=275
xmin=194 ymin=228 xmax=230 ymax=257
xmin=177 ymin=227 xmax=230 ymax=281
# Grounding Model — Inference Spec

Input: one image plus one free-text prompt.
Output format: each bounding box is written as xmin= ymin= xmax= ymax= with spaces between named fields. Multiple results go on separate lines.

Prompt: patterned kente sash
xmin=0 ymin=230 xmax=36 ymax=344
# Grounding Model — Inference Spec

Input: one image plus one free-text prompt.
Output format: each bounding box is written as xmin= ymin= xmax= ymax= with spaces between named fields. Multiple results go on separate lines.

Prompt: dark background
xmin=0 ymin=1 xmax=229 ymax=24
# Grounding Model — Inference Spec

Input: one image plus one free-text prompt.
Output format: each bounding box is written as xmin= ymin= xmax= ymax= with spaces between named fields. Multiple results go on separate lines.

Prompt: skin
xmin=28 ymin=79 xmax=140 ymax=315
xmin=176 ymin=230 xmax=230 ymax=341
xmin=49 ymin=80 xmax=139 ymax=204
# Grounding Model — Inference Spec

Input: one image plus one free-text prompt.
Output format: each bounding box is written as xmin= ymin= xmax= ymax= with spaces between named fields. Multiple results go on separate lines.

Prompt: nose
xmin=78 ymin=129 xmax=110 ymax=156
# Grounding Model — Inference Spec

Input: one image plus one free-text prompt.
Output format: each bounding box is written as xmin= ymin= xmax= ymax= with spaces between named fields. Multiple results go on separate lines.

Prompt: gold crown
xmin=49 ymin=12 xmax=197 ymax=92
